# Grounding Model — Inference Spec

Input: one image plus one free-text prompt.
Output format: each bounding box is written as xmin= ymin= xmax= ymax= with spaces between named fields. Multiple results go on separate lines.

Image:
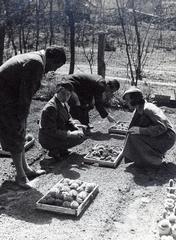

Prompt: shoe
xmin=15 ymin=176 xmax=32 ymax=189
xmin=26 ymin=169 xmax=46 ymax=179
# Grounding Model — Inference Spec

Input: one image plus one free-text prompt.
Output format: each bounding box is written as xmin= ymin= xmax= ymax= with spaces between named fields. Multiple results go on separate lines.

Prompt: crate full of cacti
xmin=84 ymin=144 xmax=121 ymax=168
xmin=36 ymin=178 xmax=99 ymax=216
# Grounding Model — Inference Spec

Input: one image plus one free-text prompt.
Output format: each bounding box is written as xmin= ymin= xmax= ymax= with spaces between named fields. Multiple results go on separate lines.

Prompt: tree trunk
xmin=97 ymin=32 xmax=105 ymax=78
xmin=65 ymin=0 xmax=75 ymax=74
xmin=49 ymin=0 xmax=54 ymax=45
xmin=35 ymin=0 xmax=40 ymax=51
xmin=68 ymin=12 xmax=75 ymax=74
xmin=133 ymin=8 xmax=142 ymax=85
xmin=63 ymin=24 xmax=68 ymax=46
xmin=116 ymin=0 xmax=135 ymax=85
xmin=0 ymin=23 xmax=5 ymax=65
xmin=19 ymin=27 xmax=22 ymax=54
xmin=10 ymin=29 xmax=17 ymax=55
xmin=22 ymin=27 xmax=27 ymax=53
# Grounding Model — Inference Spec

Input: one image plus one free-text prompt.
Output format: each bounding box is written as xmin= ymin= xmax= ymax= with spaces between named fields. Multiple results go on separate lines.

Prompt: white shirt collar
xmin=38 ymin=49 xmax=46 ymax=68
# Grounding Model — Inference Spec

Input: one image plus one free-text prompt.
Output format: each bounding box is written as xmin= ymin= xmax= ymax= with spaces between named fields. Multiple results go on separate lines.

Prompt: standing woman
xmin=0 ymin=46 xmax=66 ymax=188
xmin=117 ymin=87 xmax=176 ymax=168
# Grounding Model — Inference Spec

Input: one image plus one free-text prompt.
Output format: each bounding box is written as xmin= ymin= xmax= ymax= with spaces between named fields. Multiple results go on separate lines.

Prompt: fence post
xmin=97 ymin=31 xmax=105 ymax=78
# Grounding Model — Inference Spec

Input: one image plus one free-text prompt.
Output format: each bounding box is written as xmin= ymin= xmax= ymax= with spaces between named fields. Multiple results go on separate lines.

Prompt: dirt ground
xmin=0 ymin=98 xmax=176 ymax=240
xmin=1 ymin=50 xmax=176 ymax=240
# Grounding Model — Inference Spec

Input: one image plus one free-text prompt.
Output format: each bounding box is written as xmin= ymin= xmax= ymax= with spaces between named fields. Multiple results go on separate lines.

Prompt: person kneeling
xmin=117 ymin=87 xmax=176 ymax=168
xmin=39 ymin=82 xmax=85 ymax=160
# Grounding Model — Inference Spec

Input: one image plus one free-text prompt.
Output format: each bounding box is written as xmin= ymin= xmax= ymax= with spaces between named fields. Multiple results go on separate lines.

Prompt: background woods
xmin=0 ymin=0 xmax=176 ymax=85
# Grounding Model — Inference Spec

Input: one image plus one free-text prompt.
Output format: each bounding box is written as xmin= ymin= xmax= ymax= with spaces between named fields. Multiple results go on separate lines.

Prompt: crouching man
xmin=38 ymin=82 xmax=85 ymax=160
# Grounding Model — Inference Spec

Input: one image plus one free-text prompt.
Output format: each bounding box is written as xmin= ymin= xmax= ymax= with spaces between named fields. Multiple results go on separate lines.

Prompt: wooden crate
xmin=84 ymin=153 xmax=121 ymax=168
xmin=84 ymin=145 xmax=121 ymax=168
xmin=36 ymin=179 xmax=99 ymax=216
xmin=108 ymin=121 xmax=129 ymax=135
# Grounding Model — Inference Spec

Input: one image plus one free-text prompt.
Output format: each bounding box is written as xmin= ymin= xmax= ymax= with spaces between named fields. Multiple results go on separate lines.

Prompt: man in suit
xmin=63 ymin=73 xmax=120 ymax=129
xmin=0 ymin=45 xmax=66 ymax=189
xmin=39 ymin=82 xmax=85 ymax=159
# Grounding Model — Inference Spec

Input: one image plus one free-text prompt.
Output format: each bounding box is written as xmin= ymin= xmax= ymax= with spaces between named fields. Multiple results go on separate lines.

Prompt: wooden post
xmin=97 ymin=32 xmax=105 ymax=78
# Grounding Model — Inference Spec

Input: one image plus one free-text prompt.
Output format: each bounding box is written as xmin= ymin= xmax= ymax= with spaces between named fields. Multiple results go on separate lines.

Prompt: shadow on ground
xmin=0 ymin=180 xmax=54 ymax=224
xmin=0 ymin=167 xmax=86 ymax=224
xmin=125 ymin=162 xmax=176 ymax=187
xmin=40 ymin=152 xmax=90 ymax=179
xmin=88 ymin=131 xmax=125 ymax=141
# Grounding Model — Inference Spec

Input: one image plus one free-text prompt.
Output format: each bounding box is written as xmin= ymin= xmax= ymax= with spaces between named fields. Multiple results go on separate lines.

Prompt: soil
xmin=1 ymin=51 xmax=176 ymax=240
xmin=0 ymin=98 xmax=176 ymax=240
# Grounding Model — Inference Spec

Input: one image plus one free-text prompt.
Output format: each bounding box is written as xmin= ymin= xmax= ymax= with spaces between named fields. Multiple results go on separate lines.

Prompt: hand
xmin=75 ymin=124 xmax=87 ymax=131
xmin=68 ymin=130 xmax=84 ymax=138
xmin=128 ymin=126 xmax=140 ymax=135
xmin=107 ymin=114 xmax=116 ymax=123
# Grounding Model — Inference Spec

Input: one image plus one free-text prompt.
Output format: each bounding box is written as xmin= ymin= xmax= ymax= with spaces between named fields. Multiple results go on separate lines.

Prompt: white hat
xmin=122 ymin=87 xmax=142 ymax=99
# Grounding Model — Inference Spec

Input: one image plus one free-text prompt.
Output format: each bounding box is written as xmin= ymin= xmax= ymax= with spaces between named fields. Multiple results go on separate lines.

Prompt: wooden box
xmin=155 ymin=94 xmax=170 ymax=103
xmin=84 ymin=144 xmax=121 ymax=168
xmin=108 ymin=121 xmax=129 ymax=135
xmin=36 ymin=178 xmax=99 ymax=216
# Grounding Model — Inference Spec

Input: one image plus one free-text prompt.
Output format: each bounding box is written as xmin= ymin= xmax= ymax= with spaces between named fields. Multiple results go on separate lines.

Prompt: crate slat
xmin=84 ymin=153 xmax=120 ymax=168
xmin=108 ymin=121 xmax=129 ymax=135
xmin=77 ymin=185 xmax=99 ymax=216
xmin=36 ymin=202 xmax=76 ymax=215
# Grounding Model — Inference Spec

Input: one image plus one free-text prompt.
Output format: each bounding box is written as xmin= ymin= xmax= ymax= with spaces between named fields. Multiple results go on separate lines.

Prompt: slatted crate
xmin=36 ymin=178 xmax=99 ymax=216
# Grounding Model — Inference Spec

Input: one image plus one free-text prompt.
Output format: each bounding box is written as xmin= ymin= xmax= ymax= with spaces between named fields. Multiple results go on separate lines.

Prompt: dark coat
xmin=67 ymin=74 xmax=108 ymax=118
xmin=39 ymin=95 xmax=82 ymax=152
xmin=0 ymin=51 xmax=45 ymax=152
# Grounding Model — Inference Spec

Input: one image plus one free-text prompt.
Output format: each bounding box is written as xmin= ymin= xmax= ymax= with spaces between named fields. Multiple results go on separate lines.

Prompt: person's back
xmin=0 ymin=46 xmax=66 ymax=189
xmin=64 ymin=73 xmax=106 ymax=96
xmin=63 ymin=73 xmax=119 ymax=127
xmin=0 ymin=52 xmax=44 ymax=102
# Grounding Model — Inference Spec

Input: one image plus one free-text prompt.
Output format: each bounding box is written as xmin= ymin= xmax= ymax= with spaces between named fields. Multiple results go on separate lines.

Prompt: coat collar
xmin=37 ymin=49 xmax=46 ymax=68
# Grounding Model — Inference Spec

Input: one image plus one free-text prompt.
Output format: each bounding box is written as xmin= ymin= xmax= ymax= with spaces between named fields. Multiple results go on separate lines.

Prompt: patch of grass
xmin=33 ymin=72 xmax=63 ymax=101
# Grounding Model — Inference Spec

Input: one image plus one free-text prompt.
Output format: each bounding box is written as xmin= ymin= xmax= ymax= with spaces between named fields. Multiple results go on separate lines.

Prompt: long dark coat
xmin=0 ymin=51 xmax=45 ymax=152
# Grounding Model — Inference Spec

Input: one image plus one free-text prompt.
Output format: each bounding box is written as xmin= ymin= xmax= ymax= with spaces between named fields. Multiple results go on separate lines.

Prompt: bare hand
xmin=75 ymin=124 xmax=87 ymax=131
xmin=68 ymin=130 xmax=84 ymax=138
xmin=128 ymin=126 xmax=140 ymax=135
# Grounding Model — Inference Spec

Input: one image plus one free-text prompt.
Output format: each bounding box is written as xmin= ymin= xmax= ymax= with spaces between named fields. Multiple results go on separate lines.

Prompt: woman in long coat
xmin=0 ymin=46 xmax=66 ymax=188
xmin=117 ymin=87 xmax=176 ymax=168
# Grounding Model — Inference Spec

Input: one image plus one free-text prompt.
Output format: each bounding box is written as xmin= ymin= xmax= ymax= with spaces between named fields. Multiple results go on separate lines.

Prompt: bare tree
xmin=64 ymin=0 xmax=76 ymax=74
xmin=116 ymin=0 xmax=159 ymax=86
xmin=97 ymin=31 xmax=105 ymax=78
xmin=116 ymin=0 xmax=134 ymax=84
xmin=49 ymin=0 xmax=54 ymax=45
xmin=35 ymin=0 xmax=41 ymax=50
xmin=80 ymin=22 xmax=95 ymax=74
